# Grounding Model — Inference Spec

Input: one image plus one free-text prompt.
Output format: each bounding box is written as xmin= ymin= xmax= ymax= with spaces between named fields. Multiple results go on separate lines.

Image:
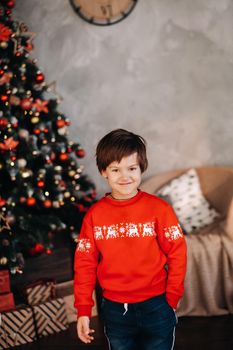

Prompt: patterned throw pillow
xmin=156 ymin=169 xmax=220 ymax=233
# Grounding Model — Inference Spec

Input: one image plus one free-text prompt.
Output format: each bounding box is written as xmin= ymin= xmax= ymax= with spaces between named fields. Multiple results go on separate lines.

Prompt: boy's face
xmin=101 ymin=152 xmax=142 ymax=200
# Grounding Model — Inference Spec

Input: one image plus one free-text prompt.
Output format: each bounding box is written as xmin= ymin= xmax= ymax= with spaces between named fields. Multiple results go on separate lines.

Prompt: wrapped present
xmin=55 ymin=280 xmax=98 ymax=323
xmin=0 ymin=270 xmax=10 ymax=294
xmin=33 ymin=298 xmax=68 ymax=337
xmin=0 ymin=305 xmax=36 ymax=349
xmin=55 ymin=280 xmax=73 ymax=298
xmin=55 ymin=280 xmax=76 ymax=323
xmin=24 ymin=278 xmax=56 ymax=306
xmin=0 ymin=293 xmax=15 ymax=313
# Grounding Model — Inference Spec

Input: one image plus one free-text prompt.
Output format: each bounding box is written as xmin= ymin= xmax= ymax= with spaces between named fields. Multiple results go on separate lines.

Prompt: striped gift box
xmin=33 ymin=298 xmax=68 ymax=337
xmin=55 ymin=280 xmax=98 ymax=323
xmin=0 ymin=306 xmax=36 ymax=349
xmin=24 ymin=279 xmax=56 ymax=306
xmin=0 ymin=270 xmax=10 ymax=295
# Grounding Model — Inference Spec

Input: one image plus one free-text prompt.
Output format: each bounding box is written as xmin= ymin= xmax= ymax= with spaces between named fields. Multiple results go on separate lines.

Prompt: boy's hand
xmin=77 ymin=316 xmax=95 ymax=344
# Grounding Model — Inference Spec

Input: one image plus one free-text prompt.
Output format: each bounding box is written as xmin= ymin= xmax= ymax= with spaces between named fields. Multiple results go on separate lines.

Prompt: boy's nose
xmin=120 ymin=170 xmax=129 ymax=179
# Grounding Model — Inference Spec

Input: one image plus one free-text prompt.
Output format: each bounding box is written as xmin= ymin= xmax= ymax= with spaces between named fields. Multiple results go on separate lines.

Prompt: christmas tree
xmin=0 ymin=0 xmax=96 ymax=274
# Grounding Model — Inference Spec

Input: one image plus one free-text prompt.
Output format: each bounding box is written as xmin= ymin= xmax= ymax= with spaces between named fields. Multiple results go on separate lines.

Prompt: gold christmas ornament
xmin=31 ymin=116 xmax=39 ymax=124
xmin=53 ymin=201 xmax=60 ymax=208
xmin=0 ymin=257 xmax=8 ymax=265
xmin=0 ymin=41 xmax=8 ymax=49
xmin=21 ymin=168 xmax=33 ymax=178
xmin=69 ymin=170 xmax=76 ymax=177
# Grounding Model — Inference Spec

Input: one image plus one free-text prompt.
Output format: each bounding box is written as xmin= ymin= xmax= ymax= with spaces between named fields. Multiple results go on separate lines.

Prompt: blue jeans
xmin=101 ymin=294 xmax=177 ymax=350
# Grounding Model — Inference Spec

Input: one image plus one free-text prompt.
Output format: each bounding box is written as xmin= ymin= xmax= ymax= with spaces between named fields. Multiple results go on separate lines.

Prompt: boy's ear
xmin=101 ymin=170 xmax=107 ymax=178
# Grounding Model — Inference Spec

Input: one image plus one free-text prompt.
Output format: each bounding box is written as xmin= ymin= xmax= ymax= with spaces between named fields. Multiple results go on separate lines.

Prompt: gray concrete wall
xmin=14 ymin=0 xmax=233 ymax=196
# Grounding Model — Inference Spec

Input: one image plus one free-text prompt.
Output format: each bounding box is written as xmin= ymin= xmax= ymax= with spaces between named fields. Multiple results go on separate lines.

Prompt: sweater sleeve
xmin=155 ymin=202 xmax=187 ymax=309
xmin=73 ymin=211 xmax=99 ymax=318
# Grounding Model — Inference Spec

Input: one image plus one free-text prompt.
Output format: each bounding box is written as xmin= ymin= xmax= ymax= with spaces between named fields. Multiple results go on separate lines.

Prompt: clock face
xmin=69 ymin=0 xmax=138 ymax=26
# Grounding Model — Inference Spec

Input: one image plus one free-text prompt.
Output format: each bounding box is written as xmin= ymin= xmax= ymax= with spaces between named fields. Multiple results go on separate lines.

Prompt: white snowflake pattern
xmin=77 ymin=238 xmax=92 ymax=252
xmin=164 ymin=225 xmax=183 ymax=241
xmin=126 ymin=223 xmax=139 ymax=237
xmin=94 ymin=226 xmax=104 ymax=240
xmin=142 ymin=222 xmax=155 ymax=237
xmin=106 ymin=225 xmax=119 ymax=239
xmin=119 ymin=227 xmax=125 ymax=233
xmin=93 ymin=222 xmax=156 ymax=240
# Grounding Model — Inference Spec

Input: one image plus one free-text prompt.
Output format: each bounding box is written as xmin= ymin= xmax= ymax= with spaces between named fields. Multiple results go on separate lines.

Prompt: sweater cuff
xmin=77 ymin=305 xmax=92 ymax=318
xmin=166 ymin=292 xmax=180 ymax=309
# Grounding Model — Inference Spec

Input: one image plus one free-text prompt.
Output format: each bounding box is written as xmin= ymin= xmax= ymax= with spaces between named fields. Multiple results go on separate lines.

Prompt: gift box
xmin=55 ymin=280 xmax=98 ymax=323
xmin=55 ymin=280 xmax=77 ymax=323
xmin=0 ymin=305 xmax=36 ymax=349
xmin=0 ymin=270 xmax=10 ymax=295
xmin=32 ymin=298 xmax=68 ymax=337
xmin=23 ymin=278 xmax=56 ymax=306
xmin=0 ymin=293 xmax=15 ymax=313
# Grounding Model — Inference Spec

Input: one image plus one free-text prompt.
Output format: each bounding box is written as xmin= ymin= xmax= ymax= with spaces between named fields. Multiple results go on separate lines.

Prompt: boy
xmin=74 ymin=129 xmax=187 ymax=350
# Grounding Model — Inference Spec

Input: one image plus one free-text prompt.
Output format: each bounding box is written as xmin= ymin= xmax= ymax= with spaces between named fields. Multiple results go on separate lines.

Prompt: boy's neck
xmin=109 ymin=190 xmax=139 ymax=201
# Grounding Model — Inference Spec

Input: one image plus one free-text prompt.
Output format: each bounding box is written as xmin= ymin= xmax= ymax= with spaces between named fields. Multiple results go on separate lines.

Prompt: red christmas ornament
xmin=0 ymin=118 xmax=8 ymax=127
xmin=10 ymin=117 xmax=18 ymax=128
xmin=21 ymin=98 xmax=32 ymax=110
xmin=0 ymin=70 xmax=4 ymax=76
xmin=0 ymin=197 xmax=6 ymax=207
xmin=48 ymin=231 xmax=54 ymax=239
xmin=35 ymin=72 xmax=44 ymax=82
xmin=20 ymin=197 xmax=27 ymax=203
xmin=10 ymin=156 xmax=16 ymax=161
xmin=46 ymin=248 xmax=52 ymax=255
xmin=37 ymin=180 xmax=44 ymax=188
xmin=59 ymin=153 xmax=68 ymax=161
xmin=83 ymin=195 xmax=93 ymax=203
xmin=9 ymin=95 xmax=20 ymax=105
xmin=26 ymin=197 xmax=36 ymax=206
xmin=59 ymin=180 xmax=66 ymax=188
xmin=1 ymin=94 xmax=8 ymax=102
xmin=91 ymin=189 xmax=97 ymax=199
xmin=43 ymin=199 xmax=52 ymax=208
xmin=0 ymin=24 xmax=12 ymax=42
xmin=76 ymin=203 xmax=86 ymax=213
xmin=26 ymin=42 xmax=33 ymax=51
xmin=0 ymin=72 xmax=12 ymax=85
xmin=34 ymin=128 xmax=40 ymax=135
xmin=50 ymin=152 xmax=56 ymax=160
xmin=6 ymin=1 xmax=15 ymax=8
xmin=56 ymin=119 xmax=66 ymax=128
xmin=29 ymin=242 xmax=44 ymax=256
xmin=15 ymin=52 xmax=21 ymax=57
xmin=76 ymin=149 xmax=85 ymax=158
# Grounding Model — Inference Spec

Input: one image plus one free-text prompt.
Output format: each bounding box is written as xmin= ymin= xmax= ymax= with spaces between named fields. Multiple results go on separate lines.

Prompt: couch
xmin=141 ymin=166 xmax=233 ymax=316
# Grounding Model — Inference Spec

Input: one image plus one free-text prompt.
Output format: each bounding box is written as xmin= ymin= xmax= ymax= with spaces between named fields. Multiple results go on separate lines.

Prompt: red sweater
xmin=74 ymin=191 xmax=187 ymax=317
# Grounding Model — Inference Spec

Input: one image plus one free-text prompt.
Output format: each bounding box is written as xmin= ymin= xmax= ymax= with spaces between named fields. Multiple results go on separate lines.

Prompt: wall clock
xmin=69 ymin=0 xmax=138 ymax=26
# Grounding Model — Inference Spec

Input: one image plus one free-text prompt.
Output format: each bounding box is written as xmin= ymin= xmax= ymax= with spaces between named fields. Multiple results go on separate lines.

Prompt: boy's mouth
xmin=118 ymin=182 xmax=133 ymax=186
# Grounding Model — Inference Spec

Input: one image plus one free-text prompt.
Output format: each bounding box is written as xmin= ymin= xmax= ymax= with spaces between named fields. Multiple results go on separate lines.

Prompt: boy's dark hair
xmin=96 ymin=129 xmax=148 ymax=173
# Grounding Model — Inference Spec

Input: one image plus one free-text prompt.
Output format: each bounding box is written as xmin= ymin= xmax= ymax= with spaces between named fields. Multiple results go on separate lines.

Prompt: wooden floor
xmin=14 ymin=314 xmax=233 ymax=350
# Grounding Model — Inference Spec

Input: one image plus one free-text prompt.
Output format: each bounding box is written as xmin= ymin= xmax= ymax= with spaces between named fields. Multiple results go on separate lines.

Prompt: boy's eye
xmin=130 ymin=167 xmax=137 ymax=171
xmin=111 ymin=169 xmax=118 ymax=172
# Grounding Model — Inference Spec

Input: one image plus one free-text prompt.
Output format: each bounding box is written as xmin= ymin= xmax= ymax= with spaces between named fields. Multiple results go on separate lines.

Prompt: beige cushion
xmin=224 ymin=197 xmax=233 ymax=238
xmin=157 ymin=169 xmax=220 ymax=233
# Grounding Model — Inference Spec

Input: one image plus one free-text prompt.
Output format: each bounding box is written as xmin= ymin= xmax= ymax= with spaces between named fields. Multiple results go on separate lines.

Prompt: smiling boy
xmin=74 ymin=129 xmax=187 ymax=350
